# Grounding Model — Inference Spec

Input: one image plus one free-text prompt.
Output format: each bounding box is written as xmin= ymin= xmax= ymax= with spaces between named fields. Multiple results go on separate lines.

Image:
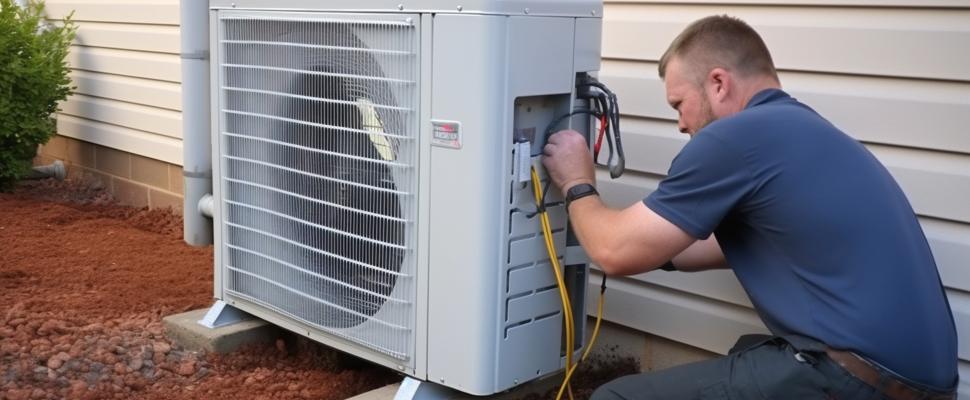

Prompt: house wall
xmin=37 ymin=0 xmax=183 ymax=211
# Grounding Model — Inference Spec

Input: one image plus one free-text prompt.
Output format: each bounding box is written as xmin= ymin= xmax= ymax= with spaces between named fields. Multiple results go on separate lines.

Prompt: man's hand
xmin=541 ymin=130 xmax=596 ymax=194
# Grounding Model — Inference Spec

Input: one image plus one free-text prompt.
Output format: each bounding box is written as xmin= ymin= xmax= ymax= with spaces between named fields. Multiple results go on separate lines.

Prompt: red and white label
xmin=431 ymin=120 xmax=462 ymax=149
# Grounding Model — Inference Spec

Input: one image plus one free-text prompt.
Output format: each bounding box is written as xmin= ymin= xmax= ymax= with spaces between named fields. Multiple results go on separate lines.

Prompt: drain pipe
xmin=26 ymin=160 xmax=66 ymax=180
xmin=181 ymin=0 xmax=213 ymax=246
xmin=198 ymin=193 xmax=214 ymax=218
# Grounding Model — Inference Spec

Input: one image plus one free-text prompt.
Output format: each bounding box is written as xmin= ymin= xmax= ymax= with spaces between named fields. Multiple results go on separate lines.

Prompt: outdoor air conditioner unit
xmin=205 ymin=0 xmax=603 ymax=395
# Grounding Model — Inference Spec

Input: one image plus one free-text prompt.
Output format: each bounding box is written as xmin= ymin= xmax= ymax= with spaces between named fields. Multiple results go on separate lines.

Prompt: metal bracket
xmin=197 ymin=300 xmax=251 ymax=329
xmin=393 ymin=377 xmax=460 ymax=400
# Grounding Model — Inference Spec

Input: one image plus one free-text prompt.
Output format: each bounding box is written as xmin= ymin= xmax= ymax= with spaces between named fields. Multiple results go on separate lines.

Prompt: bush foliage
xmin=0 ymin=0 xmax=75 ymax=190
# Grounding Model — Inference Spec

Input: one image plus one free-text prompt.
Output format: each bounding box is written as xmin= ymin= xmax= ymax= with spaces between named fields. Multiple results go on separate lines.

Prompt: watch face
xmin=569 ymin=184 xmax=593 ymax=195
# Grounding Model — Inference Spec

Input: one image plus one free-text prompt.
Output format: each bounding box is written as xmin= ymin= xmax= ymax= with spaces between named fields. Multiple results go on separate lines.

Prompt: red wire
xmin=593 ymin=114 xmax=607 ymax=160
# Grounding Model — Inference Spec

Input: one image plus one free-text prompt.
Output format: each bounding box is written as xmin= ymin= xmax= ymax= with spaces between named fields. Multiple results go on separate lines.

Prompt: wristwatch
xmin=564 ymin=183 xmax=598 ymax=209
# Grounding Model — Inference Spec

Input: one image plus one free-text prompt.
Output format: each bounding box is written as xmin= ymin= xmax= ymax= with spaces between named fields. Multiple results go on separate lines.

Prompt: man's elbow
xmin=587 ymin=246 xmax=617 ymax=275
xmin=590 ymin=246 xmax=665 ymax=276
xmin=595 ymin=258 xmax=631 ymax=276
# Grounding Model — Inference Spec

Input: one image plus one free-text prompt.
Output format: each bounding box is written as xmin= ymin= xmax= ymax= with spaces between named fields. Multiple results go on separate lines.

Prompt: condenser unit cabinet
xmin=207 ymin=0 xmax=602 ymax=395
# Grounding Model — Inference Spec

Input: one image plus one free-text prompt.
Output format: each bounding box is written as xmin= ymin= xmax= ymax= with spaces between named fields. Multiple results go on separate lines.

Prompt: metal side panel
xmin=498 ymin=16 xmax=590 ymax=392
xmin=574 ymin=16 xmax=601 ymax=73
xmin=211 ymin=8 xmax=226 ymax=301
xmin=212 ymin=9 xmax=422 ymax=372
xmin=425 ymin=14 xmax=508 ymax=396
xmin=412 ymin=11 xmax=435 ymax=381
xmin=506 ymin=16 xmax=575 ymax=98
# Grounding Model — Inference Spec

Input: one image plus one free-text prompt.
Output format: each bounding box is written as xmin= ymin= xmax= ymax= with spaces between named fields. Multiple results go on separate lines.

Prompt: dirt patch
xmin=1 ymin=178 xmax=637 ymax=400
xmin=10 ymin=178 xmax=114 ymax=207
xmin=520 ymin=351 xmax=640 ymax=400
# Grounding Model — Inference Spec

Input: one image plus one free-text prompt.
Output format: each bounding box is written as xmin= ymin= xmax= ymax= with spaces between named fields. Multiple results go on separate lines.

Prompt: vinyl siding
xmin=593 ymin=1 xmax=970 ymax=395
xmin=46 ymin=0 xmax=182 ymax=165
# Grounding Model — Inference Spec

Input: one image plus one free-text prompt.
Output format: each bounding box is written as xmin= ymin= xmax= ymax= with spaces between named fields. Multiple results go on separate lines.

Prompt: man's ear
xmin=706 ymin=67 xmax=731 ymax=103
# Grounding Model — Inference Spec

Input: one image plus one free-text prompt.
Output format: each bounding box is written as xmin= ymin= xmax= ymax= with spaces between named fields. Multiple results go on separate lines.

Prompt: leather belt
xmin=824 ymin=348 xmax=954 ymax=400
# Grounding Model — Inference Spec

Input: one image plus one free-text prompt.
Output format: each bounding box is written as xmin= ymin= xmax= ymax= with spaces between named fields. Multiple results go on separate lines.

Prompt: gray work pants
xmin=589 ymin=335 xmax=888 ymax=399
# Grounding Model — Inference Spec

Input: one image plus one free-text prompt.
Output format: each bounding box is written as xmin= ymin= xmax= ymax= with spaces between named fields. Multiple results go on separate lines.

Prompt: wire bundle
xmin=530 ymin=167 xmax=607 ymax=400
xmin=577 ymin=76 xmax=625 ymax=179
xmin=527 ymin=75 xmax=621 ymax=399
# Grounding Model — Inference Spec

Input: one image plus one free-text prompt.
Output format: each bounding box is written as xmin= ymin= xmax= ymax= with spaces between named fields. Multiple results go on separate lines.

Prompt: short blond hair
xmin=658 ymin=15 xmax=778 ymax=84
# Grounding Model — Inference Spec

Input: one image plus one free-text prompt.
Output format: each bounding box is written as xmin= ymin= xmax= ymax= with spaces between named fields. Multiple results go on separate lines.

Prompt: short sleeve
xmin=644 ymin=132 xmax=754 ymax=239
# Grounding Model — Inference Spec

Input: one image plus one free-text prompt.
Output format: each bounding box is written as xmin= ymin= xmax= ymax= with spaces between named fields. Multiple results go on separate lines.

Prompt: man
xmin=542 ymin=15 xmax=958 ymax=399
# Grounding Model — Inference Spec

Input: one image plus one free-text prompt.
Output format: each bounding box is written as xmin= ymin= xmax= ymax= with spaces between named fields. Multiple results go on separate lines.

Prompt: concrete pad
xmin=347 ymin=383 xmax=401 ymax=400
xmin=163 ymin=308 xmax=280 ymax=353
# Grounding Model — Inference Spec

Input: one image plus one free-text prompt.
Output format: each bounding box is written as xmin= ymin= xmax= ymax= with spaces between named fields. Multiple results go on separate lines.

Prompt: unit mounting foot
xmin=197 ymin=300 xmax=251 ymax=329
xmin=394 ymin=377 xmax=461 ymax=400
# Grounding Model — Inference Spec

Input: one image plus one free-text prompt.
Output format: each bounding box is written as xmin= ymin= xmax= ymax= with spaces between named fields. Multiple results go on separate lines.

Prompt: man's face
xmin=664 ymin=58 xmax=717 ymax=137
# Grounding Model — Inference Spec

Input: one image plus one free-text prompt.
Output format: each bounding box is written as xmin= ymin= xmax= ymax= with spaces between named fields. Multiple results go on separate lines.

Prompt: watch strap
xmin=565 ymin=183 xmax=598 ymax=209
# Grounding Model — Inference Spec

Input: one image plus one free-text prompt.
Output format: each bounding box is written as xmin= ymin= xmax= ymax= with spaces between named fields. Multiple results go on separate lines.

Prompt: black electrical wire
xmin=543 ymin=109 xmax=602 ymax=143
xmin=577 ymin=79 xmax=625 ymax=178
xmin=594 ymin=92 xmax=614 ymax=165
xmin=534 ymin=76 xmax=628 ymax=215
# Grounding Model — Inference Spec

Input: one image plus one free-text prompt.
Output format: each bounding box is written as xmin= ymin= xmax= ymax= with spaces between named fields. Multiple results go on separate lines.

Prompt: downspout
xmin=181 ymin=0 xmax=213 ymax=246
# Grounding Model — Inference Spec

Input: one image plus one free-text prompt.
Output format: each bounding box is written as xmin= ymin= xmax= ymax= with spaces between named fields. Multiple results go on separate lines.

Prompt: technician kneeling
xmin=542 ymin=15 xmax=958 ymax=400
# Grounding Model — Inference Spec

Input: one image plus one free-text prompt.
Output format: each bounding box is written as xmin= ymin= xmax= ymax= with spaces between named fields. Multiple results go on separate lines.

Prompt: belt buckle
xmin=794 ymin=351 xmax=817 ymax=364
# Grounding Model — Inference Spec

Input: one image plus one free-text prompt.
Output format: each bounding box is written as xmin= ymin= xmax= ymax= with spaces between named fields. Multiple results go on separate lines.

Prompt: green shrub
xmin=0 ymin=0 xmax=75 ymax=190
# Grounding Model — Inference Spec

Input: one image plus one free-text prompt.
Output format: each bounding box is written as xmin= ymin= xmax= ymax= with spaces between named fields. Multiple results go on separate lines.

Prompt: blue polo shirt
xmin=645 ymin=89 xmax=958 ymax=389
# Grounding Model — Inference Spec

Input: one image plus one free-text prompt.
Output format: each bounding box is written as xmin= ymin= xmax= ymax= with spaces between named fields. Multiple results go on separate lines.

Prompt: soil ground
xmin=0 ymin=178 xmax=636 ymax=400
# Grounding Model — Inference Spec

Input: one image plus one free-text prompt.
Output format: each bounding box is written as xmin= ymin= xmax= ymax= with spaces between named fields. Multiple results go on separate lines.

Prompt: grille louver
xmin=217 ymin=13 xmax=419 ymax=360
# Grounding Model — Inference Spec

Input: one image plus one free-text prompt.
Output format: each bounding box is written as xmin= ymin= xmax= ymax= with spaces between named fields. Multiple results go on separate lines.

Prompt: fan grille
xmin=216 ymin=13 xmax=419 ymax=361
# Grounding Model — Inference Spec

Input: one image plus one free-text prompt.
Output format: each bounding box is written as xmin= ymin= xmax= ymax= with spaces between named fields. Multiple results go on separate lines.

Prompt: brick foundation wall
xmin=35 ymin=135 xmax=184 ymax=213
xmin=587 ymin=319 xmax=718 ymax=372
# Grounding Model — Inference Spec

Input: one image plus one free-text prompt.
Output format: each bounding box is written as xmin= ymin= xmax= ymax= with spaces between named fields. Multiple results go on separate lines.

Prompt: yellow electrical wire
xmin=530 ymin=166 xmax=576 ymax=400
xmin=529 ymin=165 xmax=608 ymax=400
xmin=555 ymin=290 xmax=605 ymax=400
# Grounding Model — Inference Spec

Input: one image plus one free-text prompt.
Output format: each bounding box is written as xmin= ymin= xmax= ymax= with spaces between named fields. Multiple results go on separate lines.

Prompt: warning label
xmin=431 ymin=120 xmax=462 ymax=149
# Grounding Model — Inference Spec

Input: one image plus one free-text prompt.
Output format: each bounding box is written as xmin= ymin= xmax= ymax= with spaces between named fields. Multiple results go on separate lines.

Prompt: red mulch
xmin=0 ymin=179 xmax=398 ymax=400
xmin=0 ymin=178 xmax=637 ymax=400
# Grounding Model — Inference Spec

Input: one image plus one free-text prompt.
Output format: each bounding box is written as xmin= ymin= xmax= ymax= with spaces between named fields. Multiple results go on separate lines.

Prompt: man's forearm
xmin=566 ymin=195 xmax=630 ymax=272
xmin=567 ymin=196 xmax=691 ymax=276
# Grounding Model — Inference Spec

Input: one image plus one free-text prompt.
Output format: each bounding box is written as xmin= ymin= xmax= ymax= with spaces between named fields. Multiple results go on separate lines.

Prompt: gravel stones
xmin=1 ymin=311 xmax=211 ymax=399
xmin=45 ymin=356 xmax=64 ymax=370
xmin=152 ymin=341 xmax=171 ymax=355
xmin=176 ymin=360 xmax=196 ymax=377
